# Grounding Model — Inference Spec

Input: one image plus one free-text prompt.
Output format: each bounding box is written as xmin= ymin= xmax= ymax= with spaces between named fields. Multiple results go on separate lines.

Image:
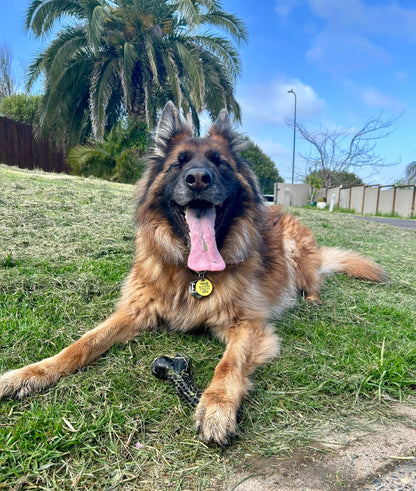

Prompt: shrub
xmin=0 ymin=94 xmax=41 ymax=124
xmin=68 ymin=119 xmax=147 ymax=183
xmin=240 ymin=140 xmax=283 ymax=194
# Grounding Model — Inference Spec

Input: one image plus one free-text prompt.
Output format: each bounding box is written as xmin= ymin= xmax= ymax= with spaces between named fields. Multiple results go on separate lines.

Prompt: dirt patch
xmin=229 ymin=404 xmax=416 ymax=490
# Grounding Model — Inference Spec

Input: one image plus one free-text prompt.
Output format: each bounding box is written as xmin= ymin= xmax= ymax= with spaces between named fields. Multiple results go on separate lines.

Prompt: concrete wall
xmin=350 ymin=186 xmax=365 ymax=213
xmin=325 ymin=186 xmax=341 ymax=205
xmin=395 ymin=187 xmax=415 ymax=217
xmin=274 ymin=183 xmax=311 ymax=207
xmin=339 ymin=187 xmax=350 ymax=209
xmin=378 ymin=188 xmax=395 ymax=215
xmin=362 ymin=187 xmax=378 ymax=215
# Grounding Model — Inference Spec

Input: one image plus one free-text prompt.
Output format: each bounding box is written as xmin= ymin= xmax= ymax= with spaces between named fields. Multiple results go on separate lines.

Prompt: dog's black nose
xmin=185 ymin=168 xmax=213 ymax=190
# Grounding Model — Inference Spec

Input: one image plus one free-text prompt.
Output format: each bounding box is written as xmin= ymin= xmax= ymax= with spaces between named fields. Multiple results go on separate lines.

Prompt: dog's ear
xmin=185 ymin=110 xmax=194 ymax=133
xmin=208 ymin=109 xmax=247 ymax=152
xmin=153 ymin=101 xmax=192 ymax=157
xmin=209 ymin=109 xmax=232 ymax=138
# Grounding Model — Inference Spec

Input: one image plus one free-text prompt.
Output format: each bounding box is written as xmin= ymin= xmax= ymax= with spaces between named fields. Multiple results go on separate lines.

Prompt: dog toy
xmin=151 ymin=353 xmax=242 ymax=422
xmin=151 ymin=354 xmax=202 ymax=407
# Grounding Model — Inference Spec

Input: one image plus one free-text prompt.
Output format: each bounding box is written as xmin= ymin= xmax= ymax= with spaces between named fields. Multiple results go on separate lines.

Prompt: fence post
xmin=392 ymin=186 xmax=397 ymax=215
xmin=329 ymin=193 xmax=336 ymax=212
xmin=411 ymin=185 xmax=416 ymax=218
xmin=376 ymin=186 xmax=381 ymax=215
xmin=273 ymin=182 xmax=278 ymax=204
xmin=361 ymin=186 xmax=366 ymax=215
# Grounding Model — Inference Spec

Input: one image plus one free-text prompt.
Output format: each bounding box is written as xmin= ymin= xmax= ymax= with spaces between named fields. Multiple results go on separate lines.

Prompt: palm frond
xmin=88 ymin=4 xmax=108 ymax=50
xmin=46 ymin=27 xmax=90 ymax=86
xmin=199 ymin=11 xmax=248 ymax=45
xmin=173 ymin=41 xmax=204 ymax=109
xmin=90 ymin=57 xmax=119 ymax=139
xmin=159 ymin=50 xmax=182 ymax=110
xmin=143 ymin=34 xmax=160 ymax=86
xmin=194 ymin=33 xmax=241 ymax=79
xmin=121 ymin=41 xmax=140 ymax=105
xmin=26 ymin=0 xmax=84 ymax=36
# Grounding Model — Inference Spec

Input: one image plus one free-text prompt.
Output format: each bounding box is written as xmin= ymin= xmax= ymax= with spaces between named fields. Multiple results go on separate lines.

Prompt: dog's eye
xmin=168 ymin=151 xmax=192 ymax=171
xmin=206 ymin=150 xmax=224 ymax=166
xmin=177 ymin=151 xmax=192 ymax=164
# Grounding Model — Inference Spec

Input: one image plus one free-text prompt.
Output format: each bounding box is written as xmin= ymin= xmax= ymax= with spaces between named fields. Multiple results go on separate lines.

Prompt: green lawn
xmin=1 ymin=164 xmax=415 ymax=489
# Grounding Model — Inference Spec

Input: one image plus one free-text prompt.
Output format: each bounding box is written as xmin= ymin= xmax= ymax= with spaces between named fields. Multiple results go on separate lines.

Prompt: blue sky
xmin=2 ymin=0 xmax=416 ymax=183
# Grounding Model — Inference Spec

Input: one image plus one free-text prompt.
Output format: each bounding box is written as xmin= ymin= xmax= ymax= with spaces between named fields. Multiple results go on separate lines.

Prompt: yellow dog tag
xmin=189 ymin=273 xmax=213 ymax=298
xmin=195 ymin=278 xmax=213 ymax=297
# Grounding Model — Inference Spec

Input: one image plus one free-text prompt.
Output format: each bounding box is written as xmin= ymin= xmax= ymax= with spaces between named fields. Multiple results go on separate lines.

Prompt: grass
xmin=1 ymin=164 xmax=415 ymax=489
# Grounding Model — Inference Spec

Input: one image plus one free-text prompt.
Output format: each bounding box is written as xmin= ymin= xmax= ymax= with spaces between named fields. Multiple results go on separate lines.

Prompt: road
xmin=354 ymin=216 xmax=416 ymax=230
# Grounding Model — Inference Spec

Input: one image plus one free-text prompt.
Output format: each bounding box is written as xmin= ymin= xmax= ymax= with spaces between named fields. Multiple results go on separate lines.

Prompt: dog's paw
xmin=194 ymin=389 xmax=238 ymax=445
xmin=305 ymin=294 xmax=322 ymax=306
xmin=0 ymin=365 xmax=57 ymax=399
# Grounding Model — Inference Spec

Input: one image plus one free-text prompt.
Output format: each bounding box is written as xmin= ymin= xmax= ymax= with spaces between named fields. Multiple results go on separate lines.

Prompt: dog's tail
xmin=319 ymin=246 xmax=388 ymax=282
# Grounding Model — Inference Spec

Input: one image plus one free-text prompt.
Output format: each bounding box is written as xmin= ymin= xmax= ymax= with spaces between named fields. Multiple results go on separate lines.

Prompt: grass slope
xmin=0 ymin=165 xmax=415 ymax=489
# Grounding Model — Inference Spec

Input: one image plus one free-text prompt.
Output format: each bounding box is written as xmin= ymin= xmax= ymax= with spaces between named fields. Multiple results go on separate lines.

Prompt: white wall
xmin=273 ymin=183 xmax=415 ymax=218
xmin=274 ymin=183 xmax=311 ymax=207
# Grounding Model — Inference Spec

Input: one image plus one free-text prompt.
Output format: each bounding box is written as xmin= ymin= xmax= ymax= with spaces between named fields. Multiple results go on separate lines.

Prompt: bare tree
xmin=402 ymin=161 xmax=416 ymax=184
xmin=290 ymin=113 xmax=401 ymax=187
xmin=0 ymin=43 xmax=17 ymax=100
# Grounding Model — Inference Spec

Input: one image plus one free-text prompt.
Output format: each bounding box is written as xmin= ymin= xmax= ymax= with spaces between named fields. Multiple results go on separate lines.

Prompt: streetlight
xmin=287 ymin=89 xmax=297 ymax=184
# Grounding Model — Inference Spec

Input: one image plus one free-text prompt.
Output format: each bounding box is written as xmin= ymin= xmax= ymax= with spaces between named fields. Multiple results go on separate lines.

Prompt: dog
xmin=0 ymin=102 xmax=386 ymax=445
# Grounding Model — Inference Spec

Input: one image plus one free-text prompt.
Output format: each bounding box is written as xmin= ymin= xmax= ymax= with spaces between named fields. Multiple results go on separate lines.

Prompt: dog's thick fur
xmin=0 ymin=103 xmax=387 ymax=444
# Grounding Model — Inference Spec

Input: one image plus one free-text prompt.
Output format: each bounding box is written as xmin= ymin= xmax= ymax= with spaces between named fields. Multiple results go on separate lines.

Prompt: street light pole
xmin=288 ymin=89 xmax=297 ymax=184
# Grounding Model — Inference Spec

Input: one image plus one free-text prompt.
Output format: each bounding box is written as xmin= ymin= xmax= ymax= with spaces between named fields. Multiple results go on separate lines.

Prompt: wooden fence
xmin=0 ymin=117 xmax=68 ymax=173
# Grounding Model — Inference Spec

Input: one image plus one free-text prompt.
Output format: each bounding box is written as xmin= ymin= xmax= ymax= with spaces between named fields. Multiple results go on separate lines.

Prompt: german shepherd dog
xmin=0 ymin=102 xmax=386 ymax=445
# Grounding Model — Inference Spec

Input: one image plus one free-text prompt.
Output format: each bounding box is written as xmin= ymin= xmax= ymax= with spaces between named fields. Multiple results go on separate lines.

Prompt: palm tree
xmin=26 ymin=0 xmax=247 ymax=149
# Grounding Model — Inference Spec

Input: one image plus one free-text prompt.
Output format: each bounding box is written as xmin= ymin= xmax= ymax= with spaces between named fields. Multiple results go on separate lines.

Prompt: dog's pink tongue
xmin=186 ymin=207 xmax=226 ymax=272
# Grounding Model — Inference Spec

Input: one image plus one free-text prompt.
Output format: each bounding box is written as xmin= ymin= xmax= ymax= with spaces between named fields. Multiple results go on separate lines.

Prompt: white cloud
xmin=308 ymin=0 xmax=416 ymax=38
xmin=275 ymin=0 xmax=299 ymax=18
xmin=239 ymin=78 xmax=326 ymax=126
xmin=361 ymin=88 xmax=405 ymax=112
xmin=254 ymin=139 xmax=291 ymax=163
xmin=308 ymin=0 xmax=366 ymax=26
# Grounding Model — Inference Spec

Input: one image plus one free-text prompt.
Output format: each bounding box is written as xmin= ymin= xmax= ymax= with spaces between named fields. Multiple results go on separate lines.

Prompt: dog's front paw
xmin=0 ymin=364 xmax=58 ymax=399
xmin=194 ymin=389 xmax=238 ymax=445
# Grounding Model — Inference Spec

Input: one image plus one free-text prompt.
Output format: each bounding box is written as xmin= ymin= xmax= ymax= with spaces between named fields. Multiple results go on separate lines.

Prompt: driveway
xmin=354 ymin=216 xmax=416 ymax=230
xmin=230 ymin=404 xmax=416 ymax=490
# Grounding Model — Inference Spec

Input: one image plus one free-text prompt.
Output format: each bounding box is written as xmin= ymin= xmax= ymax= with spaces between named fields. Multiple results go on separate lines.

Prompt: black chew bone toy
xmin=151 ymin=354 xmax=243 ymax=422
xmin=151 ymin=354 xmax=202 ymax=408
